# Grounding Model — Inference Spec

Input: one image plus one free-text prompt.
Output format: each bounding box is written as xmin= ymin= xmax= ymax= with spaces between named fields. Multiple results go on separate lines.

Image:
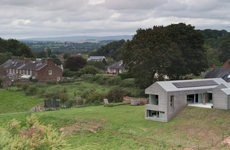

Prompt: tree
xmin=65 ymin=56 xmax=87 ymax=71
xmin=218 ymin=35 xmax=230 ymax=63
xmin=78 ymin=65 xmax=99 ymax=75
xmin=47 ymin=49 xmax=52 ymax=57
xmin=63 ymin=52 xmax=70 ymax=59
xmin=123 ymin=23 xmax=208 ymax=88
xmin=35 ymin=50 xmax=47 ymax=58
xmin=50 ymin=54 xmax=62 ymax=66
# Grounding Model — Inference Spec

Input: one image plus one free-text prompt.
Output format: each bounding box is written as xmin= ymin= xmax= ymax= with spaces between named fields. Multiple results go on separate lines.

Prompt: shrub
xmin=95 ymin=76 xmax=109 ymax=85
xmin=108 ymin=76 xmax=122 ymax=85
xmin=81 ymin=89 xmax=95 ymax=99
xmin=62 ymin=69 xmax=77 ymax=77
xmin=85 ymin=91 xmax=105 ymax=104
xmin=58 ymin=93 xmax=69 ymax=103
xmin=64 ymin=99 xmax=77 ymax=108
xmin=16 ymin=83 xmax=22 ymax=89
xmin=22 ymin=84 xmax=29 ymax=91
xmin=46 ymin=81 xmax=57 ymax=85
xmin=78 ymin=65 xmax=99 ymax=75
xmin=118 ymin=73 xmax=131 ymax=80
xmin=119 ymin=80 xmax=136 ymax=88
xmin=28 ymin=85 xmax=37 ymax=95
xmin=106 ymin=88 xmax=131 ymax=103
xmin=76 ymin=98 xmax=84 ymax=105
xmin=0 ymin=115 xmax=66 ymax=149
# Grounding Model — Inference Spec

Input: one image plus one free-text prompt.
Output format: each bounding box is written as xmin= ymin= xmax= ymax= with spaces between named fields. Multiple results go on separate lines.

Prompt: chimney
xmin=47 ymin=58 xmax=53 ymax=65
xmin=24 ymin=58 xmax=31 ymax=64
xmin=41 ymin=57 xmax=47 ymax=63
xmin=12 ymin=56 xmax=19 ymax=61
xmin=212 ymin=63 xmax=216 ymax=68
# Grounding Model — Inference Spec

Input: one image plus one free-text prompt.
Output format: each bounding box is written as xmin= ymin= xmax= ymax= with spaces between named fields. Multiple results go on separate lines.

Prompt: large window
xmin=147 ymin=110 xmax=164 ymax=119
xmin=150 ymin=95 xmax=159 ymax=105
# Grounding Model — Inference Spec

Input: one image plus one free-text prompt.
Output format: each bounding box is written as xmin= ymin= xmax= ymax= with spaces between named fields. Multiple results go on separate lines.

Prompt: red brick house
xmin=1 ymin=57 xmax=62 ymax=82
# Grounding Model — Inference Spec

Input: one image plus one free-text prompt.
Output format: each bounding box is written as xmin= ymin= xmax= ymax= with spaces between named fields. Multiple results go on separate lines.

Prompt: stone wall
xmin=123 ymin=96 xmax=148 ymax=104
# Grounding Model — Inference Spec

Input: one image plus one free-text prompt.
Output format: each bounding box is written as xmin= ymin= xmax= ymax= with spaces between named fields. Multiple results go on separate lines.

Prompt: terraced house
xmin=0 ymin=56 xmax=62 ymax=82
xmin=145 ymin=78 xmax=230 ymax=122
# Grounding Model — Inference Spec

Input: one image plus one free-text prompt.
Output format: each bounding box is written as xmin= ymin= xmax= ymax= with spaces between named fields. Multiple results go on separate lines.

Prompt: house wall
xmin=0 ymin=66 xmax=6 ymax=76
xmin=213 ymin=84 xmax=228 ymax=110
xmin=37 ymin=63 xmax=62 ymax=82
xmin=222 ymin=59 xmax=230 ymax=68
xmin=145 ymin=83 xmax=168 ymax=122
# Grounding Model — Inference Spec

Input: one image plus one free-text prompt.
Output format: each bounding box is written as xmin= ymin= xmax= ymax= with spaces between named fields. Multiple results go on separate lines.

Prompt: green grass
xmin=0 ymin=90 xmax=43 ymax=114
xmin=1 ymin=105 xmax=230 ymax=149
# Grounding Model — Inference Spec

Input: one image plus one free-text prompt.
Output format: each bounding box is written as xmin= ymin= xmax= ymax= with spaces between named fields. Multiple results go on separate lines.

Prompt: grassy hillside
xmin=1 ymin=105 xmax=230 ymax=149
xmin=0 ymin=90 xmax=43 ymax=114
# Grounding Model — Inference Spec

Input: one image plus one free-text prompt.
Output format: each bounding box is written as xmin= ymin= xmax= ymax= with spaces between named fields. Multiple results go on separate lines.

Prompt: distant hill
xmin=20 ymin=35 xmax=132 ymax=42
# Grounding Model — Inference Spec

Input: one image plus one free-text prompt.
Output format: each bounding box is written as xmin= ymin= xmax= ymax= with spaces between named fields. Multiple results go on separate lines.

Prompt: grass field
xmin=1 ymin=81 xmax=230 ymax=149
xmin=0 ymin=90 xmax=43 ymax=114
xmin=1 ymin=104 xmax=230 ymax=149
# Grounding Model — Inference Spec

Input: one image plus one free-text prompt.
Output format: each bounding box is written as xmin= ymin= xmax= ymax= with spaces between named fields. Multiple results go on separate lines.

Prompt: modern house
xmin=87 ymin=56 xmax=106 ymax=61
xmin=0 ymin=57 xmax=62 ymax=82
xmin=106 ymin=60 xmax=126 ymax=75
xmin=145 ymin=78 xmax=230 ymax=122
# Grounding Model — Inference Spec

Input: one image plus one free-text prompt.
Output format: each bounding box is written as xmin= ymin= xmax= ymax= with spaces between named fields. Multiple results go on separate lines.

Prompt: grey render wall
xmin=213 ymin=84 xmax=228 ymax=110
xmin=167 ymin=88 xmax=213 ymax=122
xmin=145 ymin=83 xmax=168 ymax=122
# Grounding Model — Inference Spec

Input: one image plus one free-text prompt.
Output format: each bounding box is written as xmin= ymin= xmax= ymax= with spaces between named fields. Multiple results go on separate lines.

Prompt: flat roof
xmin=154 ymin=78 xmax=229 ymax=92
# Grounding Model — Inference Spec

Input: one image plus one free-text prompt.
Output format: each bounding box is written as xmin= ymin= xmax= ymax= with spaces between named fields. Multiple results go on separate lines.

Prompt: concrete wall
xmin=145 ymin=83 xmax=168 ymax=122
xmin=213 ymin=84 xmax=228 ymax=110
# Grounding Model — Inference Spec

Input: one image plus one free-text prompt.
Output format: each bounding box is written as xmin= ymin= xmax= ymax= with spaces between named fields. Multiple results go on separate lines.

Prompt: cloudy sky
xmin=1 ymin=0 xmax=230 ymax=39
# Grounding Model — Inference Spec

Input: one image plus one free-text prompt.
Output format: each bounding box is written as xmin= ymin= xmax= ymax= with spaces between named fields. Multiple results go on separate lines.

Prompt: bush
xmin=62 ymin=69 xmax=77 ymax=77
xmin=118 ymin=73 xmax=131 ymax=80
xmin=85 ymin=91 xmax=105 ymax=104
xmin=108 ymin=76 xmax=122 ymax=85
xmin=22 ymin=84 xmax=29 ymax=91
xmin=119 ymin=80 xmax=136 ymax=88
xmin=106 ymin=88 xmax=131 ymax=103
xmin=46 ymin=81 xmax=57 ymax=85
xmin=27 ymin=85 xmax=37 ymax=95
xmin=16 ymin=83 xmax=22 ymax=89
xmin=64 ymin=99 xmax=77 ymax=108
xmin=95 ymin=76 xmax=110 ymax=85
xmin=78 ymin=65 xmax=99 ymax=75
xmin=58 ymin=93 xmax=69 ymax=103
xmin=81 ymin=89 xmax=95 ymax=99
xmin=0 ymin=115 xmax=66 ymax=149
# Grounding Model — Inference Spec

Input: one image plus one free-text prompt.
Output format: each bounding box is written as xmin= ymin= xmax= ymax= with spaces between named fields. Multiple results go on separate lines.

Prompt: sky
xmin=1 ymin=0 xmax=230 ymax=39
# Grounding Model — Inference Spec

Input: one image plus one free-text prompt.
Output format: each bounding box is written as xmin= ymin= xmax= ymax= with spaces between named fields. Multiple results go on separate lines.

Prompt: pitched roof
xmin=146 ymin=78 xmax=230 ymax=93
xmin=204 ymin=68 xmax=230 ymax=82
xmin=107 ymin=60 xmax=124 ymax=69
xmin=1 ymin=58 xmax=50 ymax=71
xmin=18 ymin=61 xmax=47 ymax=71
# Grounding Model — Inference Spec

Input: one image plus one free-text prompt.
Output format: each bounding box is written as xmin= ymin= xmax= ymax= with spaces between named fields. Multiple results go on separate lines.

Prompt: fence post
xmin=222 ymin=133 xmax=224 ymax=140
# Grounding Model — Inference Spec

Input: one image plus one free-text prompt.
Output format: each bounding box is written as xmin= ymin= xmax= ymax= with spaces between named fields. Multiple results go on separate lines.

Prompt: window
xmin=150 ymin=95 xmax=159 ymax=105
xmin=6 ymin=69 xmax=8 ymax=73
xmin=26 ymin=70 xmax=29 ymax=75
xmin=170 ymin=95 xmax=174 ymax=107
xmin=23 ymin=70 xmax=25 ymax=74
xmin=147 ymin=110 xmax=164 ymax=119
xmin=57 ymin=77 xmax=60 ymax=81
xmin=16 ymin=69 xmax=18 ymax=74
xmin=49 ymin=70 xmax=52 ymax=75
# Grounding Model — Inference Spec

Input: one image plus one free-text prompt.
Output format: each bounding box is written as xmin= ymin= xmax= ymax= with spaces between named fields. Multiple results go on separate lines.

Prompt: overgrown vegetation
xmin=0 ymin=114 xmax=66 ymax=149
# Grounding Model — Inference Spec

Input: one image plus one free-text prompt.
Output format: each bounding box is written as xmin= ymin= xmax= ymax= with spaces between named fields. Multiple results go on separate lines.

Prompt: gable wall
xmin=145 ymin=83 xmax=168 ymax=122
xmin=213 ymin=84 xmax=228 ymax=110
xmin=37 ymin=63 xmax=62 ymax=82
